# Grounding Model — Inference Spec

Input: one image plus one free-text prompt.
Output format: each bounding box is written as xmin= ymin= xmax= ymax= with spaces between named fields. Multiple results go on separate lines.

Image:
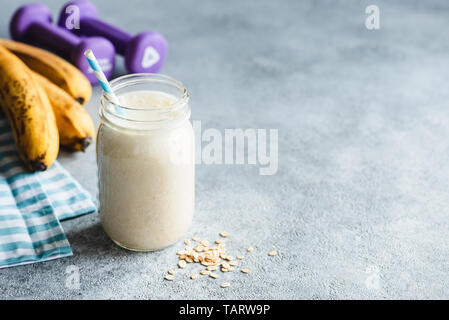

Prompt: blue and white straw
xmin=84 ymin=50 xmax=122 ymax=113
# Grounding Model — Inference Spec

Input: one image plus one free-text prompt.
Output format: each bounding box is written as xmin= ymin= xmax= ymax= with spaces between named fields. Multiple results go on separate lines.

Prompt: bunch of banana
xmin=0 ymin=39 xmax=92 ymax=104
xmin=0 ymin=45 xmax=59 ymax=171
xmin=0 ymin=39 xmax=95 ymax=172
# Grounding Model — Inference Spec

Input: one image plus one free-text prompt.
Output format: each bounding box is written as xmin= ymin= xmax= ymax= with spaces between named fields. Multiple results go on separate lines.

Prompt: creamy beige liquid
xmin=97 ymin=90 xmax=195 ymax=251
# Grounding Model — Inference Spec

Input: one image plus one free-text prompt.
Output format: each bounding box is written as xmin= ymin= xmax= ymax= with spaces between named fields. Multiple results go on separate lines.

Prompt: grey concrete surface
xmin=1 ymin=0 xmax=449 ymax=299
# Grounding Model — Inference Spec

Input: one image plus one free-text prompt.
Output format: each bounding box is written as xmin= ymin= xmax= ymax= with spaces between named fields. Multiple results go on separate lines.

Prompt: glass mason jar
xmin=97 ymin=74 xmax=194 ymax=251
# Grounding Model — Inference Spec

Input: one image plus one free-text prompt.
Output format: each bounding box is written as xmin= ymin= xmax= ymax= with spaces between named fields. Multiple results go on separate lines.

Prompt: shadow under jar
xmin=97 ymin=74 xmax=194 ymax=251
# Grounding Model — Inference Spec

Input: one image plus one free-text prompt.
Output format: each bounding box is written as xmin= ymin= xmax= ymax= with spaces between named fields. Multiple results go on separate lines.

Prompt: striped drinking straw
xmin=84 ymin=49 xmax=123 ymax=114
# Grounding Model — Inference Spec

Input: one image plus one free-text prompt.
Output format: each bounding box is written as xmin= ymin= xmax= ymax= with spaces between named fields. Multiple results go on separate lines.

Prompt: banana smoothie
xmin=97 ymin=74 xmax=194 ymax=251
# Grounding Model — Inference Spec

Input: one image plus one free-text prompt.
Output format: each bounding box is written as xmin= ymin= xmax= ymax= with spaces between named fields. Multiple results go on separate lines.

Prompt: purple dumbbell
xmin=58 ymin=0 xmax=167 ymax=74
xmin=10 ymin=3 xmax=115 ymax=84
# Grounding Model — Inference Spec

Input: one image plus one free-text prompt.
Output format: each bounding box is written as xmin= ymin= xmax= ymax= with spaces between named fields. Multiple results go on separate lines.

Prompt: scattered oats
xmin=221 ymin=282 xmax=230 ymax=288
xmin=178 ymin=260 xmax=187 ymax=268
xmin=268 ymin=250 xmax=278 ymax=256
xmin=207 ymin=265 xmax=218 ymax=271
xmin=170 ymin=235 xmax=256 ymax=283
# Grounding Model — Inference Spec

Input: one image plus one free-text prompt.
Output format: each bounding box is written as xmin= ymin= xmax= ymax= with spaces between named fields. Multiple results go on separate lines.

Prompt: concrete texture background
xmin=1 ymin=0 xmax=449 ymax=299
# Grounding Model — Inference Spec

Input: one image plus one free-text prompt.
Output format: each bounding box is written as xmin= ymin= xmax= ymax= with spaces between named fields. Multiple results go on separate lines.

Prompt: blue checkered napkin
xmin=0 ymin=118 xmax=97 ymax=268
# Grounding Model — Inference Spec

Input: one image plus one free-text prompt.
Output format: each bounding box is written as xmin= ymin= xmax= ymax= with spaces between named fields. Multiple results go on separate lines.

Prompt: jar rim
xmin=99 ymin=73 xmax=191 ymax=131
xmin=102 ymin=73 xmax=189 ymax=111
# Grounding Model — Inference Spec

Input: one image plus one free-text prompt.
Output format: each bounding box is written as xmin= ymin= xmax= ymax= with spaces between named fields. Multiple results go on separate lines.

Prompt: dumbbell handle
xmin=79 ymin=18 xmax=131 ymax=55
xmin=27 ymin=21 xmax=80 ymax=57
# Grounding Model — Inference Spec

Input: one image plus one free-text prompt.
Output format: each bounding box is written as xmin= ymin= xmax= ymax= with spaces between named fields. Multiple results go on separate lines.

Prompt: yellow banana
xmin=33 ymin=71 xmax=95 ymax=152
xmin=0 ymin=45 xmax=59 ymax=172
xmin=0 ymin=39 xmax=92 ymax=105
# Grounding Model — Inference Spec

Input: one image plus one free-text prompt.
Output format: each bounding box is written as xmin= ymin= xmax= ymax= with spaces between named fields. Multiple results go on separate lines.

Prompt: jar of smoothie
xmin=97 ymin=73 xmax=194 ymax=251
